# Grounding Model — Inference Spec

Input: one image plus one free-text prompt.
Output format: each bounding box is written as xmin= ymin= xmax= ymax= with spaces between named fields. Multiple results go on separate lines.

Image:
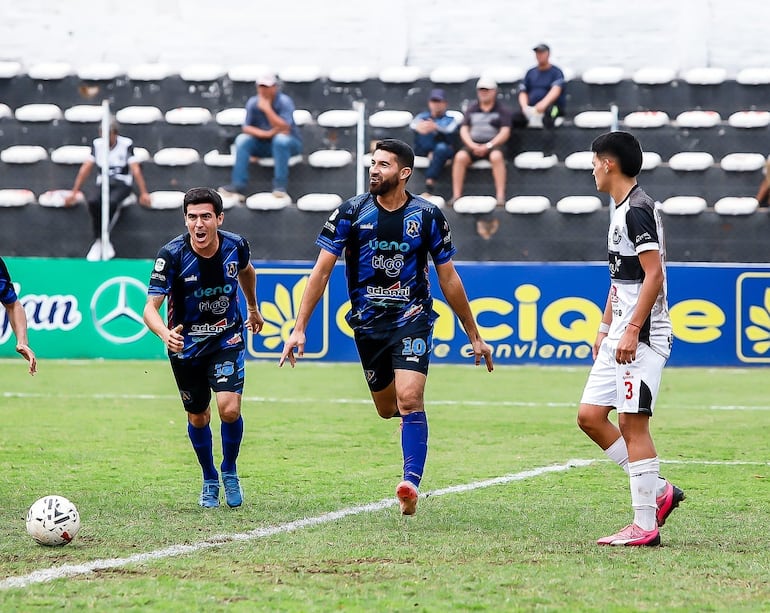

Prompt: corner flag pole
xmin=99 ymin=100 xmax=111 ymax=261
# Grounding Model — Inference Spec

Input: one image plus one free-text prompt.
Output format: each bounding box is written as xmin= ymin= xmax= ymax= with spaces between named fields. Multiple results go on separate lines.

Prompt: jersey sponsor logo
xmin=150 ymin=272 xmax=166 ymax=282
xmin=609 ymin=255 xmax=622 ymax=276
xmin=190 ymin=318 xmax=228 ymax=338
xmin=154 ymin=258 xmax=167 ymax=272
xmin=323 ymin=221 xmax=336 ymax=233
xmin=184 ymin=274 xmax=198 ymax=282
xmin=405 ymin=220 xmax=420 ymax=238
xmin=360 ymin=223 xmax=374 ymax=230
xmin=194 ymin=284 xmax=233 ymax=298
xmin=403 ymin=304 xmax=423 ymax=319
xmin=366 ymin=282 xmax=410 ymax=301
xmin=198 ymin=295 xmax=230 ymax=315
xmin=636 ymin=232 xmax=652 ymax=243
xmin=226 ymin=332 xmax=242 ymax=346
xmin=368 ymin=239 xmax=410 ymax=253
xmin=371 ymin=254 xmax=404 ymax=278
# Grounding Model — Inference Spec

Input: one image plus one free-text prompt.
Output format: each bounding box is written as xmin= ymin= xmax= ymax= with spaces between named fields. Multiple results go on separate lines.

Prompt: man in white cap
xmin=451 ymin=76 xmax=512 ymax=214
xmin=219 ymin=72 xmax=302 ymax=201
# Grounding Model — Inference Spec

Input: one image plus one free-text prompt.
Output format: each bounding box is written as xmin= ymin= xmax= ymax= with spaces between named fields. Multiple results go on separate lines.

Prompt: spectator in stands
xmin=64 ymin=119 xmax=152 ymax=261
xmin=754 ymin=155 xmax=770 ymax=207
xmin=219 ymin=72 xmax=303 ymax=202
xmin=512 ymin=43 xmax=566 ymax=131
xmin=409 ymin=89 xmax=460 ymax=197
xmin=0 ymin=256 xmax=37 ymax=375
xmin=451 ymin=76 xmax=512 ymax=208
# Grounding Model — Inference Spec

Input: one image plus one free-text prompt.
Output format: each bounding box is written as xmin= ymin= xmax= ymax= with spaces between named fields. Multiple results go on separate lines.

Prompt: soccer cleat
xmin=396 ymin=480 xmax=418 ymax=516
xmin=221 ymin=471 xmax=243 ymax=508
xmin=656 ymin=480 xmax=685 ymax=527
xmin=198 ymin=479 xmax=220 ymax=508
xmin=597 ymin=523 xmax=660 ymax=547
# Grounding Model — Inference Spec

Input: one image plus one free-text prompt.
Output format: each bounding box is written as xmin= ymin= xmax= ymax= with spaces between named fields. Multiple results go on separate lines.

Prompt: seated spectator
xmin=512 ymin=43 xmax=566 ymax=130
xmin=64 ymin=119 xmax=151 ymax=261
xmin=219 ymin=72 xmax=303 ymax=201
xmin=451 ymin=77 xmax=512 ymax=207
xmin=755 ymin=155 xmax=770 ymax=207
xmin=409 ymin=88 xmax=460 ymax=197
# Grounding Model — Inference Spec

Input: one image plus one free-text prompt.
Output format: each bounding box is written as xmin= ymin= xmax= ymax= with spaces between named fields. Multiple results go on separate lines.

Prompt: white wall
xmin=1 ymin=0 xmax=768 ymax=76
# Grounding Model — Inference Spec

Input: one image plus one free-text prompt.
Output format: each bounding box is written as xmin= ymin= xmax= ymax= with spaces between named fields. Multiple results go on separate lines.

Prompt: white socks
xmin=629 ymin=457 xmax=659 ymax=531
xmin=604 ymin=436 xmax=667 ymax=496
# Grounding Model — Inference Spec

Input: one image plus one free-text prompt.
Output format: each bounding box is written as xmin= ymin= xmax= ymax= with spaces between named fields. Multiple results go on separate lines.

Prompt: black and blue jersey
xmin=147 ymin=230 xmax=251 ymax=359
xmin=317 ymin=192 xmax=456 ymax=335
xmin=0 ymin=257 xmax=18 ymax=305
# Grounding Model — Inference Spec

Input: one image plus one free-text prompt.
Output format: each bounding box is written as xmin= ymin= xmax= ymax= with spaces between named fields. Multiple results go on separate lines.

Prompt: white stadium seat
xmin=0 ymin=189 xmax=36 ymax=207
xmin=203 ymin=150 xmax=234 ymax=167
xmin=15 ymin=104 xmax=62 ymax=122
xmin=668 ymin=152 xmax=715 ymax=171
xmin=641 ymin=152 xmax=663 ymax=170
xmin=573 ymin=111 xmax=614 ymax=128
xmin=556 ymin=196 xmax=602 ymax=214
xmin=0 ymin=61 xmax=21 ymax=78
xmin=682 ymin=67 xmax=726 ymax=85
xmin=164 ymin=107 xmax=213 ymax=125
xmin=279 ymin=65 xmax=322 ymax=83
xmin=368 ymin=110 xmax=413 ymax=128
xmin=429 ymin=65 xmax=472 ymax=84
xmin=564 ymin=151 xmax=594 ymax=170
xmin=632 ymin=67 xmax=676 ymax=85
xmin=675 ymin=110 xmax=721 ymax=128
xmin=328 ymin=66 xmax=372 ymax=83
xmin=51 ymin=145 xmax=91 ymax=164
xmin=421 ymin=194 xmax=446 ymax=208
xmin=179 ymin=63 xmax=225 ymax=82
xmin=452 ymin=196 xmax=497 ymax=214
xmin=581 ymin=66 xmax=624 ymax=85
xmin=27 ymin=62 xmax=72 ymax=80
xmin=64 ymin=105 xmax=105 ymax=123
xmin=481 ymin=65 xmax=525 ymax=84
xmin=215 ymin=107 xmax=247 ymax=126
xmin=413 ymin=156 xmax=430 ymax=169
xmin=245 ymin=192 xmax=291 ymax=210
xmin=660 ymin=196 xmax=707 ymax=215
xmin=317 ymin=109 xmax=359 ymax=128
xmin=514 ymin=151 xmax=558 ymax=170
xmin=296 ymin=193 xmax=343 ymax=212
xmin=149 ymin=191 xmax=185 ymax=209
xmin=505 ymin=196 xmax=551 ymax=214
xmin=77 ymin=63 xmax=122 ymax=80
xmin=720 ymin=153 xmax=766 ymax=172
xmin=257 ymin=154 xmax=303 ymax=168
xmin=728 ymin=111 xmax=770 ymax=129
xmin=307 ymin=150 xmax=352 ymax=168
xmin=736 ymin=67 xmax=770 ymax=85
xmin=0 ymin=104 xmax=11 ymax=120
xmin=227 ymin=64 xmax=272 ymax=83
xmin=127 ymin=63 xmax=174 ymax=81
xmin=116 ymin=106 xmax=163 ymax=124
xmin=378 ymin=66 xmax=423 ymax=83
xmin=714 ymin=197 xmax=759 ymax=216
xmin=153 ymin=148 xmax=200 ymax=166
xmin=38 ymin=189 xmax=86 ymax=207
xmin=293 ymin=109 xmax=313 ymax=126
xmin=624 ymin=111 xmax=669 ymax=129
xmin=1 ymin=145 xmax=48 ymax=164
xmin=132 ymin=147 xmax=151 ymax=164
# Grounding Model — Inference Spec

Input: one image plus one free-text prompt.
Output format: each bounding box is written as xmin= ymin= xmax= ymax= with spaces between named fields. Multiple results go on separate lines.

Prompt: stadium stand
xmin=0 ymin=63 xmax=767 ymax=261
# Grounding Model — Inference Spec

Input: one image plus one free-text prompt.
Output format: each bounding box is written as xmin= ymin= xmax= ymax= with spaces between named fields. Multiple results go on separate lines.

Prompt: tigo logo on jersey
xmin=246 ymin=267 xmax=329 ymax=358
xmin=736 ymin=272 xmax=770 ymax=363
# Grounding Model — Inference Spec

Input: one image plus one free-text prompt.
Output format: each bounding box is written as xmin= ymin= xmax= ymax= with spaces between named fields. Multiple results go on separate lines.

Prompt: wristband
xmin=247 ymin=306 xmax=259 ymax=312
xmin=486 ymin=142 xmax=493 ymax=150
xmin=598 ymin=322 xmax=610 ymax=334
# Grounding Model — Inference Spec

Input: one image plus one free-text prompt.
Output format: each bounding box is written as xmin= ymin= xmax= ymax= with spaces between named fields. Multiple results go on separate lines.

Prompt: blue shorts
xmin=354 ymin=319 xmax=433 ymax=392
xmin=169 ymin=347 xmax=245 ymax=414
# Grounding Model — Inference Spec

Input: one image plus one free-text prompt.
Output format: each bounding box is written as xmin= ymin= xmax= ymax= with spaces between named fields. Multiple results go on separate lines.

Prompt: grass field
xmin=1 ymin=359 xmax=769 ymax=611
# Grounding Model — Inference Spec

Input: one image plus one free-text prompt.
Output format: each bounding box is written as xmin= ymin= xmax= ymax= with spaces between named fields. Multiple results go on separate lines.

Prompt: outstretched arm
xmin=279 ymin=249 xmax=338 ymax=367
xmin=5 ymin=300 xmax=36 ymax=375
xmin=435 ymin=261 xmax=494 ymax=371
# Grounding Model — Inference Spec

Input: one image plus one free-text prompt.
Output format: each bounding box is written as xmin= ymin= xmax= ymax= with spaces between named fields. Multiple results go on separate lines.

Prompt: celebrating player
xmin=143 ymin=187 xmax=264 ymax=508
xmin=0 ymin=257 xmax=37 ymax=375
xmin=577 ymin=131 xmax=684 ymax=546
xmin=279 ymin=139 xmax=494 ymax=515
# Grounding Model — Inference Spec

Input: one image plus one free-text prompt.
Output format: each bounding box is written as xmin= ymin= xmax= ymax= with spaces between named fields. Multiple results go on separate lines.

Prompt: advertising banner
xmin=1 ymin=258 xmax=769 ymax=366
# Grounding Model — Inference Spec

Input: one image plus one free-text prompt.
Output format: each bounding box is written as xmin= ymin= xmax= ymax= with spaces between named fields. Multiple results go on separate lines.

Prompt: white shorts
xmin=580 ymin=339 xmax=667 ymax=415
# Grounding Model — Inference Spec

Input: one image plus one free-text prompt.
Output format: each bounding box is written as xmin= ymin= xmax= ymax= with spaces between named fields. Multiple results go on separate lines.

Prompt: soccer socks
xmin=606 ymin=435 xmax=668 ymax=496
xmin=220 ymin=416 xmax=244 ymax=473
xmin=401 ymin=411 xmax=428 ymax=488
xmin=188 ymin=422 xmax=218 ymax=481
xmin=629 ymin=457 xmax=659 ymax=531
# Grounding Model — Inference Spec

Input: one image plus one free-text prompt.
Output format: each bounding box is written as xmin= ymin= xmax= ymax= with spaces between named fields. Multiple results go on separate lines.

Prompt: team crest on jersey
xmin=612 ymin=227 xmax=622 ymax=245
xmin=227 ymin=262 xmax=238 ymax=277
xmin=154 ymin=258 xmax=167 ymax=272
xmin=405 ymin=220 xmax=420 ymax=238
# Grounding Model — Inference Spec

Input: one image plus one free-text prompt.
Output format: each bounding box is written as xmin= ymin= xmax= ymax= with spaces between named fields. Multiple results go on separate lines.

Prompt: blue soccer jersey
xmin=147 ymin=231 xmax=251 ymax=359
xmin=0 ymin=257 xmax=19 ymax=305
xmin=316 ymin=192 xmax=456 ymax=335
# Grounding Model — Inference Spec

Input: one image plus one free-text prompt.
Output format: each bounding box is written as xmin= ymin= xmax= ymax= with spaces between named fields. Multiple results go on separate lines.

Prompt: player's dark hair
xmin=591 ymin=131 xmax=643 ymax=178
xmin=183 ymin=187 xmax=223 ymax=215
xmin=374 ymin=139 xmax=415 ymax=172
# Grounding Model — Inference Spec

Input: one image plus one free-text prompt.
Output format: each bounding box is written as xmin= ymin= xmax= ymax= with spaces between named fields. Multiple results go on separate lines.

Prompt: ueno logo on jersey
xmin=194 ymin=284 xmax=233 ymax=298
xmin=190 ymin=318 xmax=228 ymax=338
xmin=368 ymin=239 xmax=410 ymax=253
xmin=371 ymin=254 xmax=404 ymax=277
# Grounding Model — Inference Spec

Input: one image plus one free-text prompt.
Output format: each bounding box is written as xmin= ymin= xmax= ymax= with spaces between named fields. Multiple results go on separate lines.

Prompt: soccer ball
xmin=26 ymin=495 xmax=81 ymax=546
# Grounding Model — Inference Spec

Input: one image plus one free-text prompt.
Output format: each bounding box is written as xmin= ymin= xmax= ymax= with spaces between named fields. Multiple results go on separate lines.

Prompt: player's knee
xmin=576 ymin=405 xmax=597 ymax=433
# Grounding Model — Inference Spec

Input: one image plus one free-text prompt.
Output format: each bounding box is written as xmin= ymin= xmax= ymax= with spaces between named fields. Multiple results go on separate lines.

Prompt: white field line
xmin=2 ymin=391 xmax=770 ymax=411
xmin=0 ymin=459 xmax=594 ymax=591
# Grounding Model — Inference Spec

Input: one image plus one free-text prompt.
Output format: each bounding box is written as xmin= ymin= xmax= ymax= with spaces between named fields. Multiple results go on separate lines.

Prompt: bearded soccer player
xmin=577 ymin=131 xmax=684 ymax=546
xmin=279 ymin=139 xmax=493 ymax=515
xmin=144 ymin=187 xmax=264 ymax=508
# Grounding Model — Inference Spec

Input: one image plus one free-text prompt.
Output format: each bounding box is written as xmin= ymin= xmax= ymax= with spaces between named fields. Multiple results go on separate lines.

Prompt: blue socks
xmin=401 ymin=411 xmax=428 ymax=488
xmin=220 ymin=416 xmax=244 ymax=473
xmin=188 ymin=423 xmax=218 ymax=481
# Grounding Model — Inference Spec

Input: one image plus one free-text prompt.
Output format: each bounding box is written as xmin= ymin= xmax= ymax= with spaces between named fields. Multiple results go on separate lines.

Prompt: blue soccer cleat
xmin=198 ymin=479 xmax=220 ymax=508
xmin=221 ymin=471 xmax=243 ymax=508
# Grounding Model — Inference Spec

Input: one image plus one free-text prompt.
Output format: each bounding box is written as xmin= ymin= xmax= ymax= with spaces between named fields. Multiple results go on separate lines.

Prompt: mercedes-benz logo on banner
xmin=90 ymin=276 xmax=149 ymax=344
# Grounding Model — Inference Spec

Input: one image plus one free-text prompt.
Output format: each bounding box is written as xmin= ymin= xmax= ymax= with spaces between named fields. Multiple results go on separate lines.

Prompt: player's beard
xmin=369 ymin=174 xmax=399 ymax=197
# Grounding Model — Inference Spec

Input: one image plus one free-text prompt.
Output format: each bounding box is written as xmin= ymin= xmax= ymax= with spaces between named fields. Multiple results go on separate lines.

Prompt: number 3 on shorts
xmin=625 ymin=380 xmax=633 ymax=400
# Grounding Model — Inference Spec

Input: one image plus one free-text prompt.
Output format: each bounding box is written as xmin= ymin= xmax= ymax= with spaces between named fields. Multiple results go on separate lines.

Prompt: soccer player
xmin=0 ymin=257 xmax=37 ymax=375
xmin=143 ymin=187 xmax=264 ymax=508
xmin=279 ymin=139 xmax=494 ymax=515
xmin=577 ymin=131 xmax=684 ymax=546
